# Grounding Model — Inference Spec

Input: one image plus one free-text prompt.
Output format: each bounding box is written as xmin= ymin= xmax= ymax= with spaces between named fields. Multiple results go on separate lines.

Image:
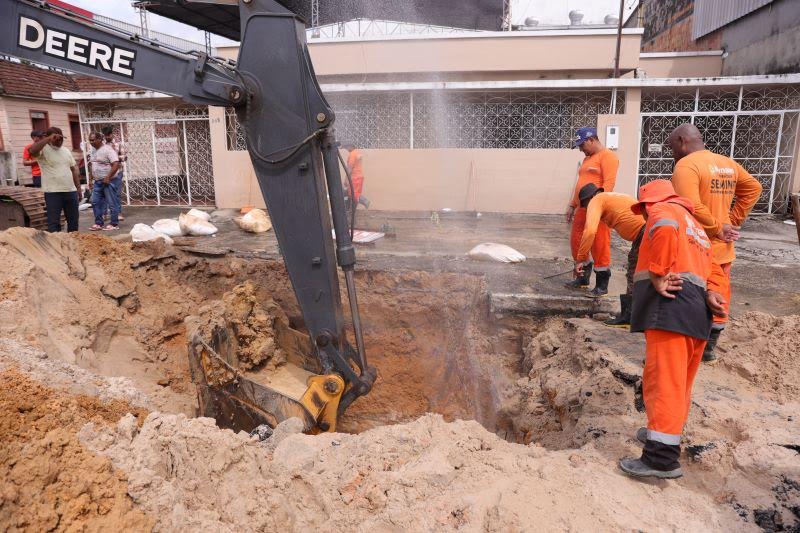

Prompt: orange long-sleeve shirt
xmin=576 ymin=192 xmax=645 ymax=262
xmin=671 ymin=150 xmax=762 ymax=264
xmin=570 ymin=148 xmax=619 ymax=208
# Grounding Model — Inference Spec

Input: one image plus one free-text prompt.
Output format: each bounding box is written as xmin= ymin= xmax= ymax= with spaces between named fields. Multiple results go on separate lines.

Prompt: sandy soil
xmin=0 ymin=228 xmax=798 ymax=532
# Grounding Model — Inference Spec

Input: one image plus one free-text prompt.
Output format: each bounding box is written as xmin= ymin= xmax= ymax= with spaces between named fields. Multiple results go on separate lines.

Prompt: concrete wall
xmin=209 ymin=104 xmax=642 ymax=214
xmin=638 ymin=53 xmax=723 ymax=78
xmin=219 ymin=29 xmax=643 ymax=81
xmin=720 ymin=0 xmax=800 ymax=76
xmin=0 ymin=96 xmax=81 ymax=185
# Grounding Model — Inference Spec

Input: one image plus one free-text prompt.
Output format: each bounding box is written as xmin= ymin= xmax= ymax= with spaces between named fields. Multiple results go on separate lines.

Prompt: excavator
xmin=0 ymin=0 xmax=377 ymax=433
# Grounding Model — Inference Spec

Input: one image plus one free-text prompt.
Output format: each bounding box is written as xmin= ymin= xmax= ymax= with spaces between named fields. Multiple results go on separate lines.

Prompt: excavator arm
xmin=0 ymin=0 xmax=376 ymax=432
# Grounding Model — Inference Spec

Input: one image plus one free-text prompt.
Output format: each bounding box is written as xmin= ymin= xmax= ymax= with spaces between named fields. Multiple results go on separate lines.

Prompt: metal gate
xmin=638 ymin=85 xmax=800 ymax=214
xmin=78 ymin=101 xmax=215 ymax=206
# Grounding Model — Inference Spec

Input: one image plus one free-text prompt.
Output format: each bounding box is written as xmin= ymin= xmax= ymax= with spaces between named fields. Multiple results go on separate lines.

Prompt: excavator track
xmin=0 ymin=186 xmax=49 ymax=231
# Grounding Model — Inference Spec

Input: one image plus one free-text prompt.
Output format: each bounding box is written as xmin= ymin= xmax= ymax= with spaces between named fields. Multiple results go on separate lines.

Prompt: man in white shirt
xmin=87 ymin=131 xmax=121 ymax=230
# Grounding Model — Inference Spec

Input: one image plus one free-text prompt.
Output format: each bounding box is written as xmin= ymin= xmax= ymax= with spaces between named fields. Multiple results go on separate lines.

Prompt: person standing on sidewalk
xmin=27 ymin=127 xmax=81 ymax=232
xmin=565 ymin=127 xmax=619 ymax=296
xmin=87 ymin=131 xmax=121 ymax=231
xmin=102 ymin=126 xmax=126 ymax=221
xmin=619 ymin=179 xmax=727 ymax=480
xmin=667 ymin=123 xmax=762 ymax=363
xmin=22 ymin=130 xmax=44 ymax=187
xmin=572 ymin=184 xmax=645 ymax=319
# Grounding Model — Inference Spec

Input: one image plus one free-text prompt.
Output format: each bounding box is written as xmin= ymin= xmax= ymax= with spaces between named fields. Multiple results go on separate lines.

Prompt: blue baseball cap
xmin=574 ymin=127 xmax=597 ymax=148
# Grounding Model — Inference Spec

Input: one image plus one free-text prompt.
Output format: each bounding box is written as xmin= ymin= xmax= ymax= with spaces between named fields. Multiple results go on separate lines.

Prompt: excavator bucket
xmin=187 ymin=316 xmax=345 ymax=433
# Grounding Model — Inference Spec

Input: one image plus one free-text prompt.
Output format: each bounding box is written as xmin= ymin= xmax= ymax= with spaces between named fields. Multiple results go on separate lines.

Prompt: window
xmin=29 ymin=110 xmax=49 ymax=132
xmin=68 ymin=114 xmax=82 ymax=151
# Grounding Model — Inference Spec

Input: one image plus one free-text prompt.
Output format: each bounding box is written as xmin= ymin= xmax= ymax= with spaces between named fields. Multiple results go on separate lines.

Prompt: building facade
xmin=61 ymin=24 xmax=800 ymax=215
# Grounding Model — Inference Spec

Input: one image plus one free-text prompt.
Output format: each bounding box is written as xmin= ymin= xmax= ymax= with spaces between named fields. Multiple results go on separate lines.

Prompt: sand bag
xmin=152 ymin=219 xmax=184 ymax=237
xmin=130 ymin=223 xmax=174 ymax=244
xmin=186 ymin=208 xmax=211 ymax=222
xmin=235 ymin=209 xmax=272 ymax=233
xmin=468 ymin=243 xmax=526 ymax=263
xmin=179 ymin=213 xmax=218 ymax=236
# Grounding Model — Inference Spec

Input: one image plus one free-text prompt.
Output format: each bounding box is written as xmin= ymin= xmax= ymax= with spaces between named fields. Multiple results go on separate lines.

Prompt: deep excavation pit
xmin=1 ymin=229 xmax=798 ymax=531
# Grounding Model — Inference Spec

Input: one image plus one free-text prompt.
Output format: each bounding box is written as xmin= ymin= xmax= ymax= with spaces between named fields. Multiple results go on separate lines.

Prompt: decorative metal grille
xmin=639 ymin=86 xmax=800 ymax=214
xmin=78 ymin=101 xmax=215 ymax=206
xmin=225 ymin=108 xmax=247 ymax=151
xmin=326 ymin=93 xmax=411 ymax=149
xmin=224 ymin=90 xmax=624 ymax=151
xmin=413 ymin=90 xmax=621 ymax=149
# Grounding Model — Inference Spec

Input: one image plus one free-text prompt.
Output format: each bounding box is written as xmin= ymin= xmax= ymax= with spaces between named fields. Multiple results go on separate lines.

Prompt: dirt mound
xmin=0 ymin=368 xmax=152 ymax=532
xmin=718 ymin=312 xmax=800 ymax=400
xmin=510 ymin=318 xmax=800 ymax=529
xmin=80 ymin=411 xmax=745 ymax=532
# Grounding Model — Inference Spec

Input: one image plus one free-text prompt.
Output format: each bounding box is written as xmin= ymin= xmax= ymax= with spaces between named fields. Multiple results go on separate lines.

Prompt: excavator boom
xmin=0 ymin=0 xmax=376 ymax=432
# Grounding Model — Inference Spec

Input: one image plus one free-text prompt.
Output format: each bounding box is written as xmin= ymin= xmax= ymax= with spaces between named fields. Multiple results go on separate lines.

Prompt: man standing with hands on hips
xmin=667 ymin=124 xmax=762 ymax=363
xmin=27 ymin=127 xmax=81 ymax=233
xmin=565 ymin=127 xmax=619 ymax=296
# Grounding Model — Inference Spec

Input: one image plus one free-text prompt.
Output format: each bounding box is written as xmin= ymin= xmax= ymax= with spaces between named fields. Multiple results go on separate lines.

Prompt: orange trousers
xmin=713 ymin=262 xmax=732 ymax=327
xmin=643 ymin=329 xmax=707 ymax=442
xmin=570 ymin=207 xmax=611 ymax=268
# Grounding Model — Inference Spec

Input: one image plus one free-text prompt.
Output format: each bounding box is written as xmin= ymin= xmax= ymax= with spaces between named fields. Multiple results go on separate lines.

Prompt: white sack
xmin=152 ymin=218 xmax=184 ymax=237
xmin=235 ymin=208 xmax=272 ymax=233
xmin=179 ymin=213 xmax=218 ymax=236
xmin=186 ymin=208 xmax=211 ymax=221
xmin=130 ymin=223 xmax=174 ymax=244
xmin=467 ymin=243 xmax=526 ymax=263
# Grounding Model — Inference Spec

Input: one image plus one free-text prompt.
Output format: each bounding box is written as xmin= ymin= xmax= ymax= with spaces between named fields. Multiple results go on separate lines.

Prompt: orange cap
xmin=631 ymin=179 xmax=680 ymax=215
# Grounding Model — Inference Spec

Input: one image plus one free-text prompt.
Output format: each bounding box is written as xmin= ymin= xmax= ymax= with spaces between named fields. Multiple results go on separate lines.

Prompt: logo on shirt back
xmin=708 ymin=163 xmax=736 ymax=194
xmin=685 ymin=214 xmax=711 ymax=249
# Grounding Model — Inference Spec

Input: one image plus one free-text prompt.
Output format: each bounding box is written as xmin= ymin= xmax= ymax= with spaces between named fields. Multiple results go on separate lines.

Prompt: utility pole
xmin=502 ymin=0 xmax=513 ymax=31
xmin=613 ymin=0 xmax=625 ymax=78
xmin=311 ymin=0 xmax=320 ymax=38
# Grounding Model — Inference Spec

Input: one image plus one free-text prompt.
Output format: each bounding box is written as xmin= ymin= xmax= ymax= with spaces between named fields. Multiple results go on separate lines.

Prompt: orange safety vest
xmin=630 ymin=197 xmax=725 ymax=340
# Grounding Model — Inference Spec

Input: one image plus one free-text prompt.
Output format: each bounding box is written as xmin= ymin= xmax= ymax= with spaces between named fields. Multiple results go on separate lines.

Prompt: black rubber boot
xmin=619 ymin=457 xmax=683 ymax=479
xmin=588 ymin=269 xmax=611 ymax=297
xmin=565 ymin=261 xmax=592 ymax=290
xmin=605 ymin=294 xmax=632 ymax=327
xmin=702 ymin=328 xmax=723 ymax=363
xmin=635 ymin=427 xmax=648 ymax=445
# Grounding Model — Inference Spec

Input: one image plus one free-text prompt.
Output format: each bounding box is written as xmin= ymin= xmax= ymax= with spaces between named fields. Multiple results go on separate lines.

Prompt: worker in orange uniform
xmin=667 ymin=124 xmax=762 ymax=363
xmin=343 ymin=143 xmax=369 ymax=210
xmin=573 ymin=184 xmax=645 ymax=322
xmin=565 ymin=127 xmax=619 ymax=295
xmin=619 ymin=179 xmax=727 ymax=480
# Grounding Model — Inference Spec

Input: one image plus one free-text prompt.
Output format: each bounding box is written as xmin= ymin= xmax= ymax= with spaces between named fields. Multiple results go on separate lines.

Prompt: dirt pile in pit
xmin=0 ymin=368 xmax=152 ymax=531
xmin=185 ymin=281 xmax=287 ymax=372
xmin=79 ymin=411 xmax=745 ymax=532
xmin=507 ymin=317 xmax=800 ymax=530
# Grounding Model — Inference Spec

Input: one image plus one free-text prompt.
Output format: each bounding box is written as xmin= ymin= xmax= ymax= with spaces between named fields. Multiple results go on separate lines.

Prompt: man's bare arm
xmin=28 ymin=135 xmax=55 ymax=157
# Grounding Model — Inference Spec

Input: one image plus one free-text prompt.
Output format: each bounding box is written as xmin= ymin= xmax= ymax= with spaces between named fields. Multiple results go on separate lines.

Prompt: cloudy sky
xmin=66 ymin=0 xmax=638 ymax=45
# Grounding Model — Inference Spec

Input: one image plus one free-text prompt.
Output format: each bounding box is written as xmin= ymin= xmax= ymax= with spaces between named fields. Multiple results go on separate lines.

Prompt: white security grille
xmin=639 ymin=85 xmax=800 ymax=214
xmin=79 ymin=102 xmax=215 ymax=206
xmin=225 ymin=90 xmax=625 ymax=151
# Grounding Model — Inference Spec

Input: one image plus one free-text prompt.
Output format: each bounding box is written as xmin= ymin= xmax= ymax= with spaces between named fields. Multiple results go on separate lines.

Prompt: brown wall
xmin=638 ymin=54 xmax=723 ymax=78
xmin=0 ymin=96 xmax=81 ymax=185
